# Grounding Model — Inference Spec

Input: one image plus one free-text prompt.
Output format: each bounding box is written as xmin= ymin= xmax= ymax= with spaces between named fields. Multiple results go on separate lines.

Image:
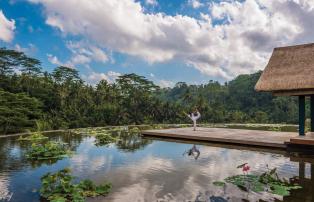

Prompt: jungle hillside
xmin=0 ymin=47 xmax=302 ymax=134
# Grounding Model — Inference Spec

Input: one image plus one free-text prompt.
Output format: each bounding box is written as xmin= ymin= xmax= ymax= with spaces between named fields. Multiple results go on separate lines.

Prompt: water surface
xmin=0 ymin=132 xmax=313 ymax=202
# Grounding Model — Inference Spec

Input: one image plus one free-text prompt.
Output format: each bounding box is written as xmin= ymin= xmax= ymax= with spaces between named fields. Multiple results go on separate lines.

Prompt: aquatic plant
xmin=70 ymin=126 xmax=127 ymax=136
xmin=129 ymin=127 xmax=140 ymax=133
xmin=40 ymin=168 xmax=111 ymax=202
xmin=212 ymin=181 xmax=225 ymax=187
xmin=237 ymin=163 xmax=250 ymax=174
xmin=221 ymin=164 xmax=302 ymax=196
xmin=26 ymin=141 xmax=72 ymax=160
xmin=258 ymin=166 xmax=302 ymax=196
xmin=95 ymin=133 xmax=119 ymax=147
xmin=225 ymin=174 xmax=264 ymax=192
xmin=18 ymin=132 xmax=48 ymax=141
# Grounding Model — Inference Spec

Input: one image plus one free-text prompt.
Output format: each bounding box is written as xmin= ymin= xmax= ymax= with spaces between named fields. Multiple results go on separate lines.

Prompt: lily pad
xmin=213 ymin=181 xmax=225 ymax=187
xmin=225 ymin=175 xmax=264 ymax=193
xmin=18 ymin=132 xmax=48 ymax=141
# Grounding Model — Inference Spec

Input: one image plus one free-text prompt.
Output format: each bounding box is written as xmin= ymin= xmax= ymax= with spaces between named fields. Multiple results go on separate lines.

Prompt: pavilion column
xmin=311 ymin=95 xmax=314 ymax=132
xmin=299 ymin=95 xmax=305 ymax=136
xmin=299 ymin=162 xmax=305 ymax=179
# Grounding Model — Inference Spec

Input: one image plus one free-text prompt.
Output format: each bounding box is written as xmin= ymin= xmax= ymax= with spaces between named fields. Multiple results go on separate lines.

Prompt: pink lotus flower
xmin=242 ymin=164 xmax=250 ymax=174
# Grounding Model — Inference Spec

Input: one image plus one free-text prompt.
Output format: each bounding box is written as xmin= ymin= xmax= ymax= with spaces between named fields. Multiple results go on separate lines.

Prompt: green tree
xmin=0 ymin=89 xmax=42 ymax=134
xmin=116 ymin=73 xmax=159 ymax=124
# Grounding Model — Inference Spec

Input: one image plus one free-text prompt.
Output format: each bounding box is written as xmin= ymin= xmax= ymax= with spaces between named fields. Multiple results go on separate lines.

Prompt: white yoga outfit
xmin=188 ymin=112 xmax=201 ymax=130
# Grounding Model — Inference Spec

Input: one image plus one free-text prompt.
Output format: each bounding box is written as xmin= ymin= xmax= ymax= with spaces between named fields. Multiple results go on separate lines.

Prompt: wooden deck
xmin=289 ymin=132 xmax=314 ymax=146
xmin=142 ymin=127 xmax=302 ymax=148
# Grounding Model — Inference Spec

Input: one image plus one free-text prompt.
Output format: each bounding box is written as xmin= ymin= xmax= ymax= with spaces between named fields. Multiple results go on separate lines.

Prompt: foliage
xmin=212 ymin=181 xmax=225 ymax=187
xmin=18 ymin=132 xmax=48 ymax=141
xmin=35 ymin=119 xmax=52 ymax=131
xmin=223 ymin=167 xmax=302 ymax=196
xmin=94 ymin=133 xmax=119 ymax=147
xmin=69 ymin=126 xmax=154 ymax=152
xmin=258 ymin=167 xmax=302 ymax=196
xmin=40 ymin=168 xmax=111 ymax=202
xmin=129 ymin=126 xmax=140 ymax=133
xmin=0 ymin=47 xmax=306 ymax=134
xmin=26 ymin=141 xmax=72 ymax=160
xmin=225 ymin=175 xmax=264 ymax=192
xmin=0 ymin=89 xmax=42 ymax=134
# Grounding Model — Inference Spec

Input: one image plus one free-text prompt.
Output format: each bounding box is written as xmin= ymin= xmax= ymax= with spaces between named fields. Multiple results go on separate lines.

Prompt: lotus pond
xmin=0 ymin=126 xmax=314 ymax=202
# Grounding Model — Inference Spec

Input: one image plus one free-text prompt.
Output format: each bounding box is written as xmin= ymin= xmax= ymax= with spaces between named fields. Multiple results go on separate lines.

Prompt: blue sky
xmin=0 ymin=0 xmax=313 ymax=86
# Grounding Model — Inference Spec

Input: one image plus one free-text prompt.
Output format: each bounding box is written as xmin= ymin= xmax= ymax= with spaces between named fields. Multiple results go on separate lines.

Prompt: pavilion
xmin=255 ymin=43 xmax=314 ymax=136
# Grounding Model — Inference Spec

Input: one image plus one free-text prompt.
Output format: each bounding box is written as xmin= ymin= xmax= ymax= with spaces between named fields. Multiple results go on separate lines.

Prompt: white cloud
xmin=145 ymin=0 xmax=158 ymax=6
xmin=82 ymin=70 xmax=121 ymax=85
xmin=188 ymin=0 xmax=204 ymax=9
xmin=0 ymin=10 xmax=15 ymax=42
xmin=69 ymin=54 xmax=91 ymax=66
xmin=29 ymin=0 xmax=314 ymax=80
xmin=47 ymin=54 xmax=63 ymax=66
xmin=47 ymin=41 xmax=110 ymax=68
xmin=90 ymin=46 xmax=109 ymax=63
xmin=15 ymin=43 xmax=37 ymax=55
xmin=66 ymin=41 xmax=109 ymax=67
xmin=158 ymin=79 xmax=174 ymax=88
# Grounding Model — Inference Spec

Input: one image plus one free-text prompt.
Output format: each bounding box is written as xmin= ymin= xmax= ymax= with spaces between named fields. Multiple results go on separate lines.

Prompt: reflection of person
xmin=185 ymin=109 xmax=201 ymax=131
xmin=183 ymin=144 xmax=200 ymax=160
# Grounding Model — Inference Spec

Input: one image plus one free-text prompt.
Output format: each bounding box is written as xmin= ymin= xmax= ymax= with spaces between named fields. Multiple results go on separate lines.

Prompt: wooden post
xmin=299 ymin=162 xmax=305 ymax=179
xmin=299 ymin=95 xmax=305 ymax=136
xmin=311 ymin=95 xmax=314 ymax=132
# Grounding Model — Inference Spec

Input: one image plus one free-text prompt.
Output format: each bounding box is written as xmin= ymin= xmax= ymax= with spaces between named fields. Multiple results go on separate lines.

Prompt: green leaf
xmin=270 ymin=184 xmax=290 ymax=196
xmin=50 ymin=195 xmax=67 ymax=202
xmin=213 ymin=181 xmax=225 ymax=187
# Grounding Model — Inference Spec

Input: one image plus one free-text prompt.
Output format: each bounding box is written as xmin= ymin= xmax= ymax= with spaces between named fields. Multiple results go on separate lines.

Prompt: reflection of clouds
xmin=0 ymin=173 xmax=12 ymax=201
xmin=69 ymin=137 xmax=113 ymax=176
xmin=70 ymin=153 xmax=113 ymax=176
xmin=89 ymin=145 xmax=297 ymax=202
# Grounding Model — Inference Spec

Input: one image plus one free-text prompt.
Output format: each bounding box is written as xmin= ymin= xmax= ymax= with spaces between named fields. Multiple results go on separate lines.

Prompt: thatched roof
xmin=255 ymin=43 xmax=314 ymax=96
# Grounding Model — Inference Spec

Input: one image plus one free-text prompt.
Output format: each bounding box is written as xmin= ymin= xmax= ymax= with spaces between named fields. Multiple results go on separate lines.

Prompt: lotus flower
xmin=242 ymin=164 xmax=250 ymax=174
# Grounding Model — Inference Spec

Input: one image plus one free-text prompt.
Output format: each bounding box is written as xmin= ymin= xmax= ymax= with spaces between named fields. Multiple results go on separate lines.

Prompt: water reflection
xmin=115 ymin=132 xmax=152 ymax=152
xmin=282 ymin=161 xmax=314 ymax=202
xmin=183 ymin=144 xmax=200 ymax=160
xmin=0 ymin=132 xmax=314 ymax=202
xmin=0 ymin=173 xmax=13 ymax=201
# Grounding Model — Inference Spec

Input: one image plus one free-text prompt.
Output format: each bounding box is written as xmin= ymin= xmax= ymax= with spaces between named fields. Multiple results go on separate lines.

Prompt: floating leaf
xmin=40 ymin=168 xmax=111 ymax=201
xmin=18 ymin=132 xmax=48 ymax=141
xmin=225 ymin=175 xmax=264 ymax=193
xmin=213 ymin=181 xmax=225 ymax=187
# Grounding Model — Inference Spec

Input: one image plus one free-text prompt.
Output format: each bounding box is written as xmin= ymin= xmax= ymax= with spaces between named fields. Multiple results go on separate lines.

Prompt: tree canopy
xmin=0 ymin=47 xmax=303 ymax=134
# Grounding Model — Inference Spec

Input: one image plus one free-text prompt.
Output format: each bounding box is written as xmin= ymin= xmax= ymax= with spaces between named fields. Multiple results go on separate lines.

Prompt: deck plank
xmin=289 ymin=132 xmax=314 ymax=146
xmin=142 ymin=127 xmax=299 ymax=148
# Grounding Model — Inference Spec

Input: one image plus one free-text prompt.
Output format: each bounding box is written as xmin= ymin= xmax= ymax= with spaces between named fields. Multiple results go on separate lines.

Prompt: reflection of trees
xmin=115 ymin=132 xmax=152 ymax=152
xmin=0 ymin=132 xmax=84 ymax=171
xmin=0 ymin=137 xmax=29 ymax=171
xmin=49 ymin=131 xmax=83 ymax=151
xmin=26 ymin=132 xmax=83 ymax=168
xmin=283 ymin=161 xmax=314 ymax=202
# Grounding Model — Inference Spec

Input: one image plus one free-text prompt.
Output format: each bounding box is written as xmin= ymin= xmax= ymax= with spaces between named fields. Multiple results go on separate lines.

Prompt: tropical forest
xmin=0 ymin=47 xmax=301 ymax=134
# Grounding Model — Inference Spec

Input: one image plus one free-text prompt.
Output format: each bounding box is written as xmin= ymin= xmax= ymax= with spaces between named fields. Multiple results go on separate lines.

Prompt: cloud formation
xmin=0 ymin=10 xmax=15 ymax=42
xmin=29 ymin=0 xmax=314 ymax=80
xmin=188 ymin=0 xmax=204 ymax=9
xmin=47 ymin=41 xmax=110 ymax=69
xmin=81 ymin=70 xmax=121 ymax=85
xmin=145 ymin=0 xmax=158 ymax=6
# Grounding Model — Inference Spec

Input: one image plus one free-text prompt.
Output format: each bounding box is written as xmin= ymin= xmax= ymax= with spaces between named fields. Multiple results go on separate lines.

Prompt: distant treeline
xmin=0 ymin=47 xmax=305 ymax=134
